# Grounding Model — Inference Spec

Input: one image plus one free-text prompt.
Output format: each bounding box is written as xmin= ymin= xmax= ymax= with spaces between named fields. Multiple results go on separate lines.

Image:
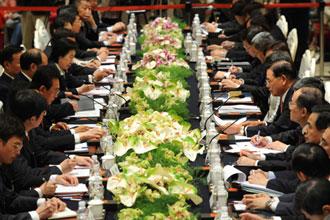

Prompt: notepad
xmin=49 ymin=208 xmax=77 ymax=219
xmin=67 ymin=109 xmax=100 ymax=118
xmin=98 ymin=76 xmax=124 ymax=84
xmin=55 ymin=183 xmax=88 ymax=194
xmin=215 ymin=96 xmax=253 ymax=103
xmin=218 ymin=105 xmax=261 ymax=114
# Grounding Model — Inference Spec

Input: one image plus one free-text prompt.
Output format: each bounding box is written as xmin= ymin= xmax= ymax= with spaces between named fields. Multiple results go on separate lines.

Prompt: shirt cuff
xmin=74 ymin=134 xmax=81 ymax=144
xmin=107 ymin=26 xmax=113 ymax=32
xmin=70 ymin=129 xmax=75 ymax=135
xmin=283 ymin=145 xmax=290 ymax=152
xmin=270 ymin=197 xmax=280 ymax=212
xmin=88 ymin=74 xmax=93 ymax=83
xmin=268 ymin=171 xmax=276 ymax=180
xmin=265 ymin=136 xmax=273 ymax=144
xmin=37 ymin=198 xmax=46 ymax=207
xmin=103 ymin=40 xmax=110 ymax=46
xmin=273 ymin=217 xmax=282 ymax=220
xmin=215 ymin=28 xmax=222 ymax=33
xmin=259 ymin=154 xmax=266 ymax=160
xmin=224 ymin=72 xmax=231 ymax=79
xmin=34 ymin=188 xmax=43 ymax=198
xmin=69 ymin=155 xmax=76 ymax=159
xmin=49 ymin=175 xmax=58 ymax=183
xmin=29 ymin=211 xmax=40 ymax=220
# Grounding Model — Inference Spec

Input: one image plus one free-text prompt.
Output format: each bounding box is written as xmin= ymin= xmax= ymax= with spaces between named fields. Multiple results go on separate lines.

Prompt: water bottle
xmin=91 ymin=155 xmax=100 ymax=177
xmin=77 ymin=201 xmax=87 ymax=220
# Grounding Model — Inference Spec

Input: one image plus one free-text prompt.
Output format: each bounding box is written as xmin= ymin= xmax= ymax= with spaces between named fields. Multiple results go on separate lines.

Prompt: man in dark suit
xmin=242 ymin=143 xmax=330 ymax=217
xmin=0 ymin=45 xmax=23 ymax=108
xmin=13 ymin=48 xmax=48 ymax=85
xmin=237 ymin=87 xmax=325 ymax=170
xmin=30 ymin=65 xmax=104 ymax=152
xmin=0 ymin=113 xmax=65 ymax=219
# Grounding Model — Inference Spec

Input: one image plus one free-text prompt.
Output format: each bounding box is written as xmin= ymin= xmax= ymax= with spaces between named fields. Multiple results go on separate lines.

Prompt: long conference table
xmin=58 ymin=28 xmax=272 ymax=220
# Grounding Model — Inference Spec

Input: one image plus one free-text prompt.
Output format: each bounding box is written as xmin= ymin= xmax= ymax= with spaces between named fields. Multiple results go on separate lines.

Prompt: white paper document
xmin=99 ymin=76 xmax=124 ymax=84
xmin=68 ymin=124 xmax=99 ymax=129
xmin=69 ymin=168 xmax=90 ymax=178
xmin=215 ymin=96 xmax=253 ymax=103
xmin=99 ymin=64 xmax=116 ymax=72
xmin=55 ymin=183 xmax=88 ymax=194
xmin=67 ymin=109 xmax=100 ymax=118
xmin=83 ymin=87 xmax=110 ymax=97
xmin=64 ymin=143 xmax=88 ymax=154
xmin=227 ymin=142 xmax=281 ymax=154
xmin=102 ymin=56 xmax=116 ymax=63
xmin=218 ymin=105 xmax=261 ymax=114
xmin=49 ymin=208 xmax=77 ymax=219
xmin=213 ymin=115 xmax=247 ymax=126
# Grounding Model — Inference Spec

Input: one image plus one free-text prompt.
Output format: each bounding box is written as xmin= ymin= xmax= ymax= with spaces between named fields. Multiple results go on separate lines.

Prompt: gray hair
xmin=251 ymin=31 xmax=275 ymax=53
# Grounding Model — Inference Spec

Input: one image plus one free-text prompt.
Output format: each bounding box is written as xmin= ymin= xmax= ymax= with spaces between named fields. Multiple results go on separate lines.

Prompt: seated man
xmin=242 ymin=143 xmax=330 ymax=217
xmin=30 ymin=65 xmax=104 ymax=152
xmin=0 ymin=113 xmax=66 ymax=219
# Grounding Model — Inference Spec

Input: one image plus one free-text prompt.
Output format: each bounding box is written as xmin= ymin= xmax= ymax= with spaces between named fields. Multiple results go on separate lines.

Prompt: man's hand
xmin=220 ymin=123 xmax=241 ymax=135
xmin=240 ymin=150 xmax=262 ymax=160
xmin=221 ymin=78 xmax=241 ymax=89
xmin=68 ymin=100 xmax=79 ymax=112
xmin=93 ymin=69 xmax=112 ymax=82
xmin=228 ymin=65 xmax=241 ymax=74
xmin=79 ymin=127 xmax=105 ymax=142
xmin=74 ymin=156 xmax=93 ymax=167
xmin=60 ymin=159 xmax=77 ymax=173
xmin=207 ymin=44 xmax=222 ymax=51
xmin=236 ymin=156 xmax=257 ymax=166
xmin=111 ymin=22 xmax=126 ymax=33
xmin=266 ymin=141 xmax=288 ymax=151
xmin=77 ymin=84 xmax=95 ymax=94
xmin=242 ymin=193 xmax=271 ymax=210
xmin=48 ymin=197 xmax=66 ymax=212
xmin=248 ymin=171 xmax=268 ymax=186
xmin=74 ymin=125 xmax=91 ymax=133
xmin=210 ymin=48 xmax=227 ymax=58
xmin=55 ymin=174 xmax=79 ymax=186
xmin=221 ymin=40 xmax=235 ymax=50
xmin=241 ymin=120 xmax=265 ymax=128
xmin=36 ymin=201 xmax=56 ymax=219
xmin=250 ymin=135 xmax=269 ymax=147
xmin=214 ymin=71 xmax=227 ymax=80
xmin=50 ymin=122 xmax=69 ymax=131
xmin=202 ymin=22 xmax=218 ymax=32
xmin=40 ymin=181 xmax=57 ymax=197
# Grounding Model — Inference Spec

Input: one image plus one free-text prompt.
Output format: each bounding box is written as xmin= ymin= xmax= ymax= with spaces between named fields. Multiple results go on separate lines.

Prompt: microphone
xmin=203 ymin=94 xmax=244 ymax=131
xmin=80 ymin=94 xmax=108 ymax=108
xmin=101 ymin=85 xmax=128 ymax=103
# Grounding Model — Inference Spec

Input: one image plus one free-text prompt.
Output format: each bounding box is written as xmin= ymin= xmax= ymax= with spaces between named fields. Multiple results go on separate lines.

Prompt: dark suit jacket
xmin=276 ymin=193 xmax=297 ymax=216
xmin=267 ymin=172 xmax=300 ymax=194
xmin=0 ymin=73 xmax=14 ymax=108
xmin=0 ymin=170 xmax=38 ymax=216
xmin=21 ymin=133 xmax=67 ymax=169
xmin=270 ymin=126 xmax=304 ymax=146
xmin=43 ymin=103 xmax=75 ymax=130
xmin=31 ymin=126 xmax=75 ymax=152
xmin=13 ymin=73 xmax=30 ymax=83
xmin=246 ymin=85 xmax=299 ymax=136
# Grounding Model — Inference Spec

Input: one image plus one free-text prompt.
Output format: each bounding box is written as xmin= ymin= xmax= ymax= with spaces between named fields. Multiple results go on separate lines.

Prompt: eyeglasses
xmin=12 ymin=143 xmax=23 ymax=151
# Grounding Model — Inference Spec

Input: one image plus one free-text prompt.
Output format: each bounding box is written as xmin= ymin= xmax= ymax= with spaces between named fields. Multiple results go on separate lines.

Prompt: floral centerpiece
xmin=132 ymin=48 xmax=189 ymax=70
xmin=127 ymin=68 xmax=190 ymax=117
xmin=107 ymin=111 xmax=203 ymax=161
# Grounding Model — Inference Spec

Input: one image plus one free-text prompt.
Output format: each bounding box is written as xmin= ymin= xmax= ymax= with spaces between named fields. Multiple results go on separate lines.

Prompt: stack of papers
xmin=98 ymin=76 xmax=124 ymax=84
xmin=55 ymin=183 xmax=88 ymax=194
xmin=65 ymin=143 xmax=89 ymax=153
xmin=66 ymin=109 xmax=100 ymax=118
xmin=218 ymin=105 xmax=261 ymax=114
xmin=226 ymin=142 xmax=281 ymax=154
xmin=49 ymin=208 xmax=77 ymax=219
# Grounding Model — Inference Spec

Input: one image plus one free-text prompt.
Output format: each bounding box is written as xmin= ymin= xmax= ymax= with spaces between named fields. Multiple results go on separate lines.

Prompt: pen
xmin=256 ymin=130 xmax=260 ymax=145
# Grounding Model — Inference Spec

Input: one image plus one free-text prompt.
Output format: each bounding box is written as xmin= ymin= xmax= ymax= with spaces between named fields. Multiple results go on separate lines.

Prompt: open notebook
xmin=223 ymin=165 xmax=284 ymax=197
xmin=55 ymin=183 xmax=88 ymax=194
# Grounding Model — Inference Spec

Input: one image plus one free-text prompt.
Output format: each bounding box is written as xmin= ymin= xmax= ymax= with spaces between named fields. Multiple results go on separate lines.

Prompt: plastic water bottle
xmin=91 ymin=155 xmax=100 ymax=177
xmin=77 ymin=201 xmax=87 ymax=220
